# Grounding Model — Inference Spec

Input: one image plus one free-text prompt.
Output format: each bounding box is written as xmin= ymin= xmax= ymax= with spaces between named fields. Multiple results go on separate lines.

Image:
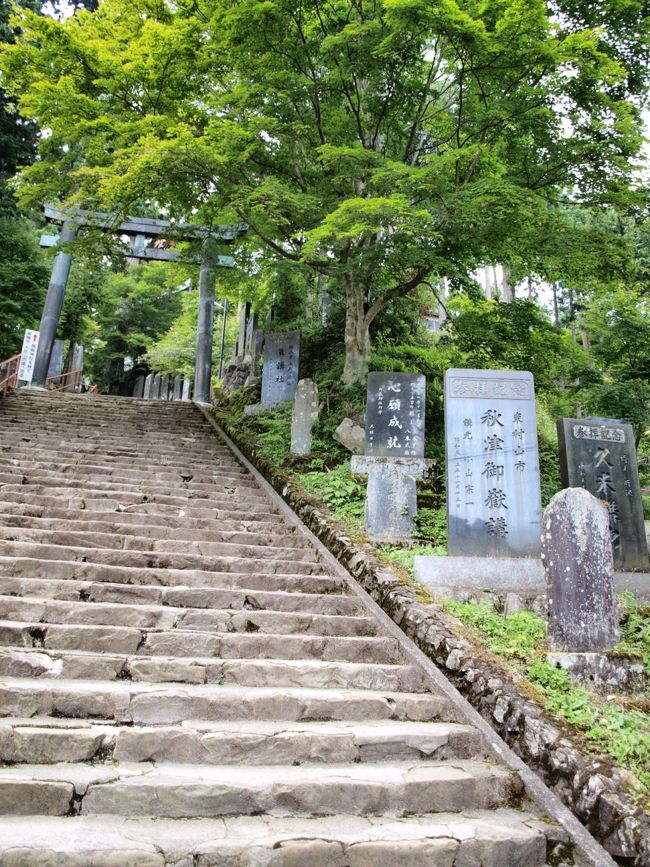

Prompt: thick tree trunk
xmin=341 ymin=276 xmax=371 ymax=385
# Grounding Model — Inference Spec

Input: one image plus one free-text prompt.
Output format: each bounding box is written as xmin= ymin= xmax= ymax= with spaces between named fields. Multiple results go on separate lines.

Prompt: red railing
xmin=0 ymin=353 xmax=84 ymax=398
xmin=0 ymin=354 xmax=21 ymax=398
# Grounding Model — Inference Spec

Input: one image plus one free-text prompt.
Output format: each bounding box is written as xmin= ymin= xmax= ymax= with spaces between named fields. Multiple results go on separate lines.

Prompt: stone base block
xmin=546 ymin=652 xmax=645 ymax=693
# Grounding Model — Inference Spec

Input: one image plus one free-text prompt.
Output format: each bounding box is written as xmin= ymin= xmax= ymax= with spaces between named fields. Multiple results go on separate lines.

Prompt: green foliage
xmin=301 ymin=464 xmax=365 ymax=524
xmin=413 ymin=506 xmax=447 ymax=547
xmin=445 ymin=599 xmax=650 ymax=798
xmin=445 ymin=600 xmax=546 ymax=662
xmin=0 ymin=215 xmax=48 ymax=357
xmin=244 ymin=405 xmax=293 ymax=466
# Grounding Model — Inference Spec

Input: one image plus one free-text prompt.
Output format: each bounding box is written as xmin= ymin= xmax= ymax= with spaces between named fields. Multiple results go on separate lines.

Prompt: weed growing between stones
xmin=444 ymin=598 xmax=650 ymax=802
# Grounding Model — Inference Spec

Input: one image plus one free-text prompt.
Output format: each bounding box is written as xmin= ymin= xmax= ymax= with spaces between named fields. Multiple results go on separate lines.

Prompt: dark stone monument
xmin=290 ymin=379 xmax=319 ymax=456
xmin=366 ymin=372 xmax=426 ymax=457
xmin=260 ymin=331 xmax=301 ymax=406
xmin=557 ymin=417 xmax=648 ymax=571
xmin=46 ymin=339 xmax=64 ymax=382
xmin=445 ymin=368 xmax=542 ymax=557
xmin=352 ymin=372 xmax=433 ymax=543
xmin=132 ymin=375 xmax=145 ymax=399
xmin=542 ymin=487 xmax=619 ymax=651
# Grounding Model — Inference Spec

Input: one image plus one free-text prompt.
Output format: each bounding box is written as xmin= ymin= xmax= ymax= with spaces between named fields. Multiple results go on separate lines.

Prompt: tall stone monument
xmin=132 ymin=375 xmax=145 ymax=399
xmin=542 ymin=487 xmax=619 ymax=651
xmin=445 ymin=368 xmax=542 ymax=557
xmin=260 ymin=332 xmax=301 ymax=406
xmin=557 ymin=417 xmax=648 ymax=571
xmin=143 ymin=373 xmax=153 ymax=400
xmin=352 ymin=372 xmax=433 ymax=543
xmin=46 ymin=340 xmax=65 ymax=383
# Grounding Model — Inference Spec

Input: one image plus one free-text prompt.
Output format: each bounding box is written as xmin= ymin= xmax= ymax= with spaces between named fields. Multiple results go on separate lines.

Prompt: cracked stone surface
xmin=0 ymin=391 xmax=558 ymax=863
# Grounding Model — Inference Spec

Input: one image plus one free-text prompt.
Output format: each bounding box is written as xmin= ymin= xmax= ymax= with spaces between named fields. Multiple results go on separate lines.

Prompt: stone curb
xmin=206 ymin=405 xmax=650 ymax=867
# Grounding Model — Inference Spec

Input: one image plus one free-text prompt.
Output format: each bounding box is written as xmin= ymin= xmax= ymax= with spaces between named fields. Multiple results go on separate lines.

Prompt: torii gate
xmin=33 ymin=204 xmax=248 ymax=403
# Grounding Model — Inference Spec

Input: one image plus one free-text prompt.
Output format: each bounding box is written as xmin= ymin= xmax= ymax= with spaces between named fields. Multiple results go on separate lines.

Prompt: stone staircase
xmin=0 ymin=390 xmax=559 ymax=865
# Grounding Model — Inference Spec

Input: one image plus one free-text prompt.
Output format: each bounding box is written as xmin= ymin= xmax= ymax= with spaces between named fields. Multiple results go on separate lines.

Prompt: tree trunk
xmin=341 ymin=276 xmax=371 ymax=385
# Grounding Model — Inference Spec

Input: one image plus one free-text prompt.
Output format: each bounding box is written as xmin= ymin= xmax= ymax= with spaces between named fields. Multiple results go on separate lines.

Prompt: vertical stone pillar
xmin=194 ymin=238 xmax=217 ymax=404
xmin=31 ymin=221 xmax=78 ymax=388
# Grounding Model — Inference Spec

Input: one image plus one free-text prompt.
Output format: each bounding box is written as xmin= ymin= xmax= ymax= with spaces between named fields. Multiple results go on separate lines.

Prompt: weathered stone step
xmin=0 ymin=544 xmax=326 ymax=577
xmin=0 ymin=678 xmax=455 ymax=725
xmin=0 ymin=595 xmax=376 ymax=636
xmin=1 ymin=429 xmax=231 ymax=454
xmin=0 ymin=647 xmax=426 ymax=691
xmin=0 ymin=450 xmax=249 ymax=474
xmin=0 ymin=457 xmax=254 ymax=485
xmin=0 ymin=479 xmax=270 ymax=505
xmin=0 ymin=512 xmax=310 ymax=549
xmin=0 ymin=527 xmax=320 ymax=563
xmin=0 ymin=810 xmax=548 ymax=866
xmin=2 ymin=469 xmax=261 ymax=495
xmin=0 ymin=493 xmax=282 ymax=522
xmin=1 ymin=441 xmax=238 ymax=463
xmin=0 ymin=557 xmax=343 ymax=595
xmin=1 ymin=717 xmax=479 ymax=765
xmin=0 ymin=759 xmax=516 ymax=818
xmin=0 ymin=621 xmax=398 ymax=664
xmin=0 ymin=576 xmax=365 ymax=616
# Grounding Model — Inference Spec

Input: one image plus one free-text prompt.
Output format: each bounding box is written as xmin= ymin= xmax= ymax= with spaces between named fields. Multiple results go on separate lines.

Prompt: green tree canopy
xmin=2 ymin=0 xmax=648 ymax=382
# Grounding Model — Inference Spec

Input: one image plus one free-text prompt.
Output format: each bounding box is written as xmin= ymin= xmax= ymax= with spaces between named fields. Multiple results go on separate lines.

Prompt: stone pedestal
xmin=290 ymin=379 xmax=319 ymax=456
xmin=351 ymin=455 xmax=434 ymax=543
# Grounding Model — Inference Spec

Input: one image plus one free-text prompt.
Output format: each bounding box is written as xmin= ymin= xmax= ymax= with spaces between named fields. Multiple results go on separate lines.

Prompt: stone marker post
xmin=172 ymin=375 xmax=182 ymax=401
xmin=557 ymin=417 xmax=648 ymax=571
xmin=143 ymin=373 xmax=153 ymax=400
xmin=260 ymin=331 xmax=301 ymax=406
xmin=181 ymin=378 xmax=192 ymax=401
xmin=46 ymin=339 xmax=65 ymax=383
xmin=290 ymin=379 xmax=319 ymax=456
xmin=159 ymin=374 xmax=170 ymax=400
xmin=542 ymin=487 xmax=619 ymax=651
xmin=351 ymin=372 xmax=433 ymax=543
xmin=444 ymin=368 xmax=542 ymax=557
xmin=151 ymin=374 xmax=161 ymax=400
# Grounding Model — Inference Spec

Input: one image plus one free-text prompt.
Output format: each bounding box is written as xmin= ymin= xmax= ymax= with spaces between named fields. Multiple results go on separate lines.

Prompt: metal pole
xmin=31 ymin=221 xmax=78 ymax=389
xmin=194 ymin=238 xmax=217 ymax=404
xmin=218 ymin=297 xmax=228 ymax=379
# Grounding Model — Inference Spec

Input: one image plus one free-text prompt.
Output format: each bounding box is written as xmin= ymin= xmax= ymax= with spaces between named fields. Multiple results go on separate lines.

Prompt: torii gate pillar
xmin=194 ymin=239 xmax=218 ymax=404
xmin=31 ymin=221 xmax=78 ymax=389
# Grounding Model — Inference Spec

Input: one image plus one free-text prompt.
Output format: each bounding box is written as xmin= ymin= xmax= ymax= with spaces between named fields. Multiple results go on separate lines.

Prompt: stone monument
xmin=143 ymin=373 xmax=153 ymax=399
xmin=260 ymin=331 xmax=301 ymax=406
xmin=444 ymin=368 xmax=542 ymax=557
xmin=290 ymin=379 xmax=319 ymax=456
xmin=172 ymin=375 xmax=182 ymax=401
xmin=557 ymin=417 xmax=648 ymax=571
xmin=351 ymin=372 xmax=433 ymax=543
xmin=46 ymin=340 xmax=64 ymax=383
xmin=542 ymin=487 xmax=619 ymax=652
xmin=151 ymin=374 xmax=161 ymax=400
xmin=181 ymin=378 xmax=192 ymax=401
xmin=132 ymin=375 xmax=145 ymax=399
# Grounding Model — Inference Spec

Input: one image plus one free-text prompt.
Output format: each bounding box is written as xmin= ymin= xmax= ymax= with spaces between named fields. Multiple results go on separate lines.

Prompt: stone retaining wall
xmin=215 ymin=413 xmax=650 ymax=866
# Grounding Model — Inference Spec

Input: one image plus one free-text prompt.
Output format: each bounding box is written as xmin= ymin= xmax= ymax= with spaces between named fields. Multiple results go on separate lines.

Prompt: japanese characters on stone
xmin=365 ymin=372 xmax=426 ymax=458
xmin=260 ymin=331 xmax=301 ymax=405
xmin=557 ymin=418 xmax=648 ymax=571
xmin=445 ymin=369 xmax=542 ymax=557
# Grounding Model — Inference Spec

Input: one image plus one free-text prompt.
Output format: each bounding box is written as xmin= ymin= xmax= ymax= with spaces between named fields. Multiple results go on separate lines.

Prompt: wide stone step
xmin=0 ymin=480 xmax=270 ymax=505
xmin=0 ymin=557 xmax=339 ymax=592
xmin=0 ymin=596 xmax=375 ymax=635
xmin=0 ymin=717 xmax=478 ymax=765
xmin=0 ymin=621 xmax=398 ymax=664
xmin=0 ymin=454 xmax=255 ymax=486
xmin=0 ymin=493 xmax=280 ymax=522
xmin=0 ymin=544 xmax=326 ymax=576
xmin=0 ymin=810 xmax=548 ymax=866
xmin=0 ymin=512 xmax=310 ymax=549
xmin=0 ymin=576 xmax=365 ymax=615
xmin=0 ymin=527 xmax=320 ymax=563
xmin=0 ymin=679 xmax=456 ymax=724
xmin=7 ymin=470 xmax=262 ymax=496
xmin=0 ymin=451 xmax=250 ymax=475
xmin=0 ymin=760 xmax=516 ymax=818
xmin=0 ymin=647 xmax=427 ymax=691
